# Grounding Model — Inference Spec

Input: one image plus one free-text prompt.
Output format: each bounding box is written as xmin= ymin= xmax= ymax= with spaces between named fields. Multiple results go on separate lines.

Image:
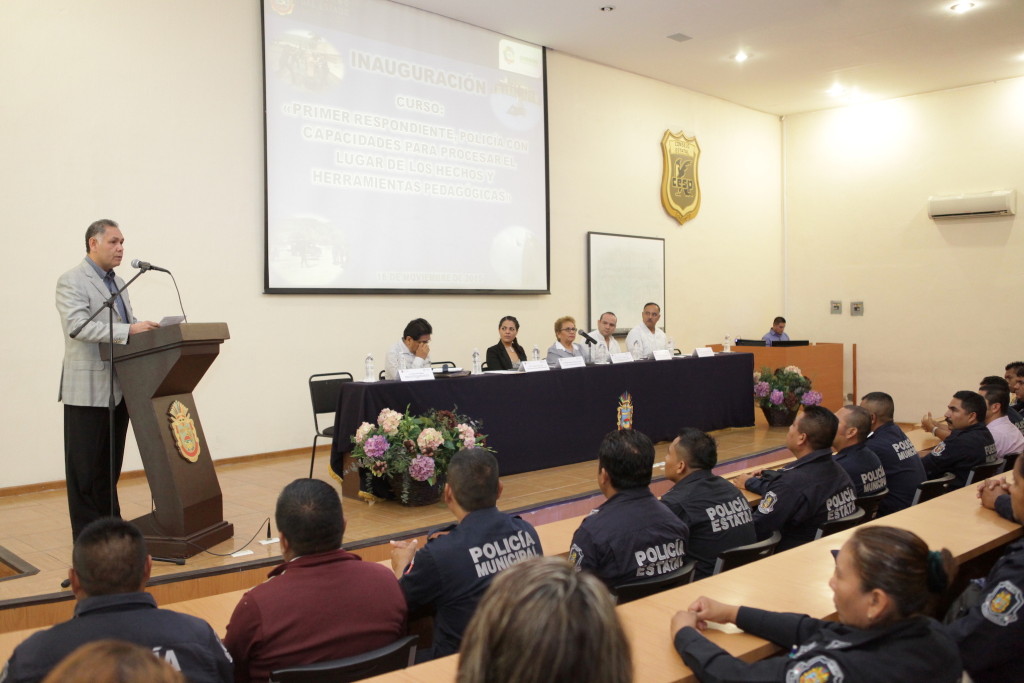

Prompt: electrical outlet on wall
xmin=851 ymin=301 xmax=864 ymax=316
xmin=830 ymin=301 xmax=842 ymax=315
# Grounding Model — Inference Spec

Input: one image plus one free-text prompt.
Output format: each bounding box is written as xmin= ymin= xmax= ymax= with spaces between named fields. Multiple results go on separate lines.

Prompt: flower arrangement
xmin=350 ymin=406 xmax=490 ymax=504
xmin=753 ymin=365 xmax=822 ymax=412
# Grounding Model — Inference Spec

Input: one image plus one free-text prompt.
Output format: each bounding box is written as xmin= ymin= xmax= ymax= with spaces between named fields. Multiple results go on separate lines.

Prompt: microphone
xmin=131 ymin=258 xmax=170 ymax=273
xmin=578 ymin=330 xmax=597 ymax=345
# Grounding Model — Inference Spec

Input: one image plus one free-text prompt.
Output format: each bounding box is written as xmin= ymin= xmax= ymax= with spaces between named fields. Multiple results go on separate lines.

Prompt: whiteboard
xmin=587 ymin=232 xmax=666 ymax=334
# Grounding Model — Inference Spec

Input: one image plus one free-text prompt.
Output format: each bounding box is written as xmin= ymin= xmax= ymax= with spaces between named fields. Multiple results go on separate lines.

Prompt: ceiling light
xmin=948 ymin=2 xmax=976 ymax=13
xmin=734 ymin=51 xmax=749 ymax=63
xmin=827 ymin=84 xmax=846 ymax=97
xmin=599 ymin=5 xmax=615 ymax=11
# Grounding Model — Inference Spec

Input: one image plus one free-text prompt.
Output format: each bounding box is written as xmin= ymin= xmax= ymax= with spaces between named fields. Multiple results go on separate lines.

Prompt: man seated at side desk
xmin=384 ymin=318 xmax=432 ymax=380
xmin=832 ymin=405 xmax=887 ymax=498
xmin=860 ymin=391 xmax=927 ymax=516
xmin=760 ymin=316 xmax=789 ymax=344
xmin=660 ymin=428 xmax=755 ymax=579
xmin=920 ymin=390 xmax=998 ymax=489
xmin=734 ymin=406 xmax=856 ymax=552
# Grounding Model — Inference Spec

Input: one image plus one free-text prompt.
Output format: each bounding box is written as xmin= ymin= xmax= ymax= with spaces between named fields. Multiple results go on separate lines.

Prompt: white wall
xmin=0 ymin=2 xmax=783 ymax=487
xmin=783 ymin=77 xmax=1024 ymax=421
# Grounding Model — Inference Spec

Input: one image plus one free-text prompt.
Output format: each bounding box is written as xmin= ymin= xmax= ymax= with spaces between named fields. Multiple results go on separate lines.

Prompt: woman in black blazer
xmin=485 ymin=316 xmax=527 ymax=370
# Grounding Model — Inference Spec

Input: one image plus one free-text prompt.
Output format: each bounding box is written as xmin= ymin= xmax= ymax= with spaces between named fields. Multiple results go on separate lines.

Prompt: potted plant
xmin=753 ymin=365 xmax=823 ymax=427
xmin=350 ymin=406 xmax=490 ymax=505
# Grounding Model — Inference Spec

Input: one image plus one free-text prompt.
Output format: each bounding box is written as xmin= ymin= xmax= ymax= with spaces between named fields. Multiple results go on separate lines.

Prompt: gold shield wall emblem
xmin=660 ymin=130 xmax=701 ymax=224
xmin=167 ymin=400 xmax=201 ymax=463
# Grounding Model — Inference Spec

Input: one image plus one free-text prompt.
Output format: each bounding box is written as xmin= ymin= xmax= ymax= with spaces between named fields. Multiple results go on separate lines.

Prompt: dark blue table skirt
xmin=331 ymin=353 xmax=755 ymax=479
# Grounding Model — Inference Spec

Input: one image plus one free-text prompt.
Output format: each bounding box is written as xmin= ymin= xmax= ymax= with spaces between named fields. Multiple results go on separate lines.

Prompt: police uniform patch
xmin=758 ymin=490 xmax=779 ymax=514
xmin=930 ymin=441 xmax=946 ymax=457
xmin=982 ymin=580 xmax=1023 ymax=626
xmin=786 ymin=655 xmax=844 ymax=683
xmin=568 ymin=543 xmax=584 ymax=569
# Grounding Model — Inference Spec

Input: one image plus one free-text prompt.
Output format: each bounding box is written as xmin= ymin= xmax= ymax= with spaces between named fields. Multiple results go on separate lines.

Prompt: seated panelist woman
xmin=670 ymin=525 xmax=962 ymax=682
xmin=485 ymin=316 xmax=527 ymax=370
xmin=545 ymin=316 xmax=588 ymax=368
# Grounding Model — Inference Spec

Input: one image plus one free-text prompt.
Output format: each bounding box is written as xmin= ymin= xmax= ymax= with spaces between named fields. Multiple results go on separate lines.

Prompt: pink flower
xmin=754 ymin=381 xmax=771 ymax=398
xmin=801 ymin=390 xmax=823 ymax=406
xmin=408 ymin=454 xmax=436 ymax=482
xmin=370 ymin=460 xmax=388 ymax=476
xmin=417 ymin=427 xmax=444 ymax=453
xmin=363 ymin=435 xmax=389 ymax=458
xmin=784 ymin=365 xmax=802 ymax=376
xmin=457 ymin=423 xmax=475 ymax=449
xmin=769 ymin=390 xmax=784 ymax=406
xmin=377 ymin=408 xmax=402 ymax=435
xmin=354 ymin=422 xmax=374 ymax=445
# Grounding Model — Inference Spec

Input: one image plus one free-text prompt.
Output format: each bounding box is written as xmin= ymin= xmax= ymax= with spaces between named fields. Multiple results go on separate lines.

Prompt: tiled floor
xmin=0 ymin=425 xmax=788 ymax=606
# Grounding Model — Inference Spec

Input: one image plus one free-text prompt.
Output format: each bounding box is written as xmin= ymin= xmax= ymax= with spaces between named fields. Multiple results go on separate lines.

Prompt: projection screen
xmin=262 ymin=0 xmax=550 ymax=294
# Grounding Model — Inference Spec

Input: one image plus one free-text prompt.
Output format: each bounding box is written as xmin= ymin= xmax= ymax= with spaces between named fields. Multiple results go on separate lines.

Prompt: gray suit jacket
xmin=56 ymin=258 xmax=136 ymax=407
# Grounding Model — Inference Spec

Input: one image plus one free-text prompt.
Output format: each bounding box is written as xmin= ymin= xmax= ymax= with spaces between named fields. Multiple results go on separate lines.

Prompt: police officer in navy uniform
xmin=1 ymin=519 xmax=232 ymax=683
xmin=660 ymin=428 xmax=755 ymax=579
xmin=832 ymin=405 xmax=887 ymax=498
xmin=569 ymin=429 xmax=690 ymax=589
xmin=949 ymin=452 xmax=1024 ymax=682
xmin=860 ymin=391 xmax=927 ymax=516
xmin=921 ymin=390 xmax=998 ymax=489
xmin=390 ymin=449 xmax=541 ymax=661
xmin=735 ymin=406 xmax=856 ymax=553
xmin=670 ymin=526 xmax=962 ymax=682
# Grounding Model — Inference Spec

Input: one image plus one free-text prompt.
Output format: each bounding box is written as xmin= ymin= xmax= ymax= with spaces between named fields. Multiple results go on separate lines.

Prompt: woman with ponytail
xmin=670 ymin=525 xmax=962 ymax=682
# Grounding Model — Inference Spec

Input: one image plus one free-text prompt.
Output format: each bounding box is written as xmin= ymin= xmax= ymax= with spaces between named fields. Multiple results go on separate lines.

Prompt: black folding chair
xmin=307 ymin=372 xmax=353 ymax=478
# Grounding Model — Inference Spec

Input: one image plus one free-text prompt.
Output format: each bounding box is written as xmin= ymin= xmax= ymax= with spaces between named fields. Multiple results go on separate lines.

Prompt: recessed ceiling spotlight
xmin=734 ymin=50 xmax=749 ymax=63
xmin=948 ymin=2 xmax=976 ymax=13
xmin=599 ymin=5 xmax=615 ymax=11
xmin=827 ymin=84 xmax=846 ymax=97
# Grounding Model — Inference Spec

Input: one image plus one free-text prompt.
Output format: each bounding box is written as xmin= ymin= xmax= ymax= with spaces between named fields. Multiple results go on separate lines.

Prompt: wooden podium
xmin=711 ymin=342 xmax=845 ymax=412
xmin=104 ymin=323 xmax=234 ymax=558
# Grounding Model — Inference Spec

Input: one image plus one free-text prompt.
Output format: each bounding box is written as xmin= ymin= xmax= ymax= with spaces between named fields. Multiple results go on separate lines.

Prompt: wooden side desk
xmin=363 ymin=479 xmax=1022 ymax=683
xmin=712 ymin=343 xmax=844 ymax=412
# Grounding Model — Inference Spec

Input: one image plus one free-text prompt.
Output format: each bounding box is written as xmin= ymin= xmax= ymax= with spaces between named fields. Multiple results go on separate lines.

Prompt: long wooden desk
xmin=331 ymin=354 xmax=755 ymax=496
xmin=3 ymin=484 xmax=1016 ymax=679
xmin=362 ymin=479 xmax=1022 ymax=682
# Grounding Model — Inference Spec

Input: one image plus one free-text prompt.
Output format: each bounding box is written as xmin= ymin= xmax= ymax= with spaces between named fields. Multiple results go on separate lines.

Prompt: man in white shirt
xmin=589 ymin=311 xmax=621 ymax=358
xmin=385 ymin=318 xmax=432 ymax=379
xmin=980 ymin=384 xmax=1024 ymax=457
xmin=624 ymin=302 xmax=667 ymax=359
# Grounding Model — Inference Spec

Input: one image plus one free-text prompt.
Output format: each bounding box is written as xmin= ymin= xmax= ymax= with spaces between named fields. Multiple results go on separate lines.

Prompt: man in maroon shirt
xmin=224 ymin=479 xmax=406 ymax=682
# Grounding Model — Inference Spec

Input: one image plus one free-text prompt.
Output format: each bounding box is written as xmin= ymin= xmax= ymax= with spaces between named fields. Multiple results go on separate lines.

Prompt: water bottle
xmin=666 ymin=337 xmax=674 ymax=355
xmin=723 ymin=335 xmax=732 ymax=353
xmin=472 ymin=348 xmax=482 ymax=374
xmin=632 ymin=340 xmax=642 ymax=360
xmin=532 ymin=344 xmax=540 ymax=361
xmin=364 ymin=353 xmax=375 ymax=382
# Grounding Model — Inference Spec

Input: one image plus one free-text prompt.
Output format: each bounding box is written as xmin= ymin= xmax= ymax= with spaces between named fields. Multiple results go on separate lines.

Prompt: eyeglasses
xmin=560 ymin=327 xmax=577 ymax=333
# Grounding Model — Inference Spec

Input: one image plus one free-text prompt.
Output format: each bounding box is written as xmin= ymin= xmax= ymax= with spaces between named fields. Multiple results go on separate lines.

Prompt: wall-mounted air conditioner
xmin=927 ymin=189 xmax=1016 ymax=219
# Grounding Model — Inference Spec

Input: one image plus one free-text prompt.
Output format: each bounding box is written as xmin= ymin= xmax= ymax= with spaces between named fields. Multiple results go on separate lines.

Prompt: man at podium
xmin=56 ymin=220 xmax=159 ymax=540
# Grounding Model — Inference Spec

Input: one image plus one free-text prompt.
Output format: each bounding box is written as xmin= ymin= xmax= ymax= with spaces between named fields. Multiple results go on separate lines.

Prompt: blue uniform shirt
xmin=833 ymin=443 xmax=887 ymax=498
xmin=863 ymin=421 xmax=926 ymax=516
xmin=569 ymin=487 xmax=690 ymax=588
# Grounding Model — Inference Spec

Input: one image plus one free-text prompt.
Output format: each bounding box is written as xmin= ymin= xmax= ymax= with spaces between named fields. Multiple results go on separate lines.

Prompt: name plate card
xmin=653 ymin=349 xmax=674 ymax=361
xmin=520 ymin=360 xmax=550 ymax=373
xmin=691 ymin=347 xmax=715 ymax=358
xmin=558 ymin=356 xmax=586 ymax=369
xmin=398 ymin=367 xmax=435 ymax=381
xmin=610 ymin=352 xmax=634 ymax=364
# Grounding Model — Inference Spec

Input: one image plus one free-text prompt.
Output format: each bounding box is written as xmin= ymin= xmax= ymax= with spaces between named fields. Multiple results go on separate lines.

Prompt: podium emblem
xmin=168 ymin=400 xmax=201 ymax=462
xmin=660 ymin=130 xmax=701 ymax=225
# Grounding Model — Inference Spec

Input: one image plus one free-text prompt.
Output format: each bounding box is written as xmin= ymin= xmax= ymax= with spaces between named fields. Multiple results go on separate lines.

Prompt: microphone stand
xmin=69 ymin=269 xmax=147 ymax=518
